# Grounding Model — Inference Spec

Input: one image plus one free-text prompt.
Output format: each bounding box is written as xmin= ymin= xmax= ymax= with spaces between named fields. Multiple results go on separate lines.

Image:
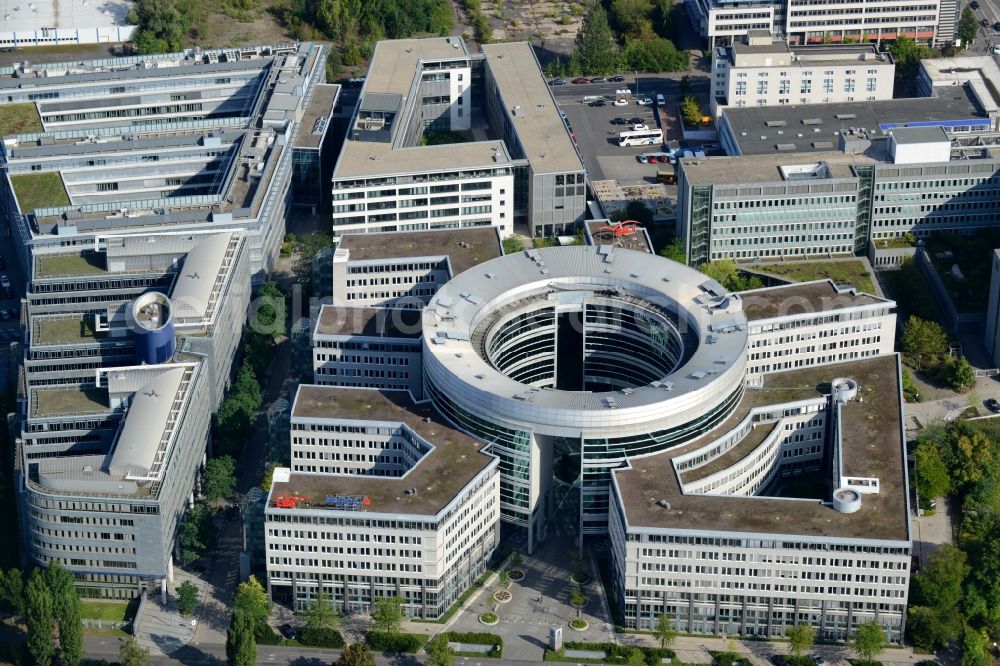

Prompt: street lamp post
xmin=635 ymin=70 xmax=639 ymax=96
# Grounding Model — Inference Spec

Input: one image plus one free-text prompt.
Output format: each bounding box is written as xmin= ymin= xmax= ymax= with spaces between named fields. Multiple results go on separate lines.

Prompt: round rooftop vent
xmin=832 ymin=487 xmax=862 ymax=513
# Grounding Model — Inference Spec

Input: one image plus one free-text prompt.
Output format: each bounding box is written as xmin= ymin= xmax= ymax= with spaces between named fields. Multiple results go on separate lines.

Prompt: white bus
xmin=618 ymin=128 xmax=663 ymax=147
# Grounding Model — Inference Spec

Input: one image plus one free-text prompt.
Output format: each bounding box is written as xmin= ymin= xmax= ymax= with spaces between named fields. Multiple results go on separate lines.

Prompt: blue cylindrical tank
xmin=126 ymin=292 xmax=176 ymax=365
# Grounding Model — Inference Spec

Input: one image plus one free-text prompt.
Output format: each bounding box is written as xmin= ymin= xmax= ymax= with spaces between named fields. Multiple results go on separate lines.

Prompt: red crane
xmin=596 ymin=220 xmax=638 ymax=238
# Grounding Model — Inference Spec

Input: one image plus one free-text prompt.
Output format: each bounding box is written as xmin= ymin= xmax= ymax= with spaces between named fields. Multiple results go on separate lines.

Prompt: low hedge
xmin=546 ymin=642 xmax=675 ymax=666
xmin=254 ymin=622 xmax=283 ymax=645
xmin=299 ymin=626 xmax=345 ymax=648
xmin=443 ymin=631 xmax=503 ymax=657
xmin=366 ymin=631 xmax=428 ymax=653
xmin=711 ymin=652 xmax=751 ymax=666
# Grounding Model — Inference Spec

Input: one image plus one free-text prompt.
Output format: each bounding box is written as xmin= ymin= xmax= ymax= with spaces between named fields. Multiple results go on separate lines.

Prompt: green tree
xmin=203 ymin=456 xmax=237 ymax=502
xmin=787 ymin=624 xmax=815 ymax=658
xmin=234 ymin=576 xmax=270 ymax=626
xmin=959 ymin=7 xmax=980 ymax=48
xmin=226 ymin=608 xmax=257 ymax=666
xmin=611 ymin=0 xmax=654 ymax=37
xmin=913 ymin=545 xmax=968 ymax=611
xmin=888 ymin=37 xmax=931 ymax=81
xmin=177 ymin=581 xmax=200 ymax=616
xmin=621 ymin=36 xmax=688 ymax=72
xmin=498 ymin=571 xmax=510 ymax=588
xmin=950 ymin=356 xmax=976 ymax=393
xmin=119 ymin=639 xmax=150 ymax=666
xmin=915 ymin=440 xmax=951 ymax=501
xmin=0 ymin=567 xmax=25 ymax=615
xmin=900 ymin=316 xmax=949 ymax=357
xmin=43 ymin=563 xmax=76 ymax=623
xmin=660 ymin=237 xmax=686 ymax=264
xmin=58 ymin=599 xmax=83 ymax=666
xmin=653 ymin=613 xmax=676 ymax=649
xmin=299 ymin=591 xmax=340 ymax=631
xmin=699 ymin=260 xmax=764 ymax=292
xmin=177 ymin=504 xmax=217 ymax=564
xmin=907 ymin=605 xmax=962 ymax=652
xmin=960 ymin=628 xmax=991 ymax=666
xmin=254 ymin=281 xmax=286 ymax=339
xmin=425 ymin=635 xmax=455 ymax=666
xmin=575 ymin=4 xmax=617 ymax=75
xmin=371 ymin=596 xmax=404 ymax=635
xmin=852 ymin=620 xmax=887 ymax=666
xmin=26 ymin=569 xmax=55 ymax=666
xmin=337 ymin=643 xmax=376 ymax=666
xmin=680 ymin=96 xmax=702 ymax=127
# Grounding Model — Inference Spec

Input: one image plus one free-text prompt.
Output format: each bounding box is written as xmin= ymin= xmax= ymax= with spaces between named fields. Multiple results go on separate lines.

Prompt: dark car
xmin=609 ymin=75 xmax=626 ymax=83
xmin=628 ymin=116 xmax=644 ymax=124
xmin=590 ymin=76 xmax=607 ymax=83
xmin=572 ymin=77 xmax=590 ymax=84
xmin=971 ymin=0 xmax=980 ymax=9
xmin=993 ymin=21 xmax=1000 ymax=30
xmin=549 ymin=79 xmax=568 ymax=86
xmin=590 ymin=99 xmax=606 ymax=107
xmin=279 ymin=624 xmax=296 ymax=640
xmin=987 ymin=398 xmax=1000 ymax=412
xmin=611 ymin=117 xmax=628 ymax=125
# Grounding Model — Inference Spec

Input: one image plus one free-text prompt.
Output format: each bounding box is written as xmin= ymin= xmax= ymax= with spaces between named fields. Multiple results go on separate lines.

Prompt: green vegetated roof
xmin=10 ymin=172 xmax=70 ymax=212
xmin=0 ymin=103 xmax=43 ymax=136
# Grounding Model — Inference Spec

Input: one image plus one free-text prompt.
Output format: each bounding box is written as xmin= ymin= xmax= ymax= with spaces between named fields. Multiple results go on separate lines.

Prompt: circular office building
xmin=422 ymin=245 xmax=749 ymax=539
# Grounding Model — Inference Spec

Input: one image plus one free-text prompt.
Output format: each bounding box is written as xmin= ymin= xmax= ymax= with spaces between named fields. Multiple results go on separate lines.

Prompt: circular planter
xmin=570 ymin=596 xmax=589 ymax=609
xmin=508 ymin=569 xmax=525 ymax=581
xmin=492 ymin=590 xmax=512 ymax=603
xmin=569 ymin=619 xmax=589 ymax=631
xmin=570 ymin=572 xmax=590 ymax=585
xmin=479 ymin=612 xmax=499 ymax=626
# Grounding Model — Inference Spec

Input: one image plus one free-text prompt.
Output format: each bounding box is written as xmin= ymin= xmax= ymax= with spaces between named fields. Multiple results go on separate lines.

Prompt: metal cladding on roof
xmin=170 ymin=231 xmax=233 ymax=323
xmin=421 ymin=246 xmax=750 ymax=426
xmin=106 ymin=367 xmax=186 ymax=480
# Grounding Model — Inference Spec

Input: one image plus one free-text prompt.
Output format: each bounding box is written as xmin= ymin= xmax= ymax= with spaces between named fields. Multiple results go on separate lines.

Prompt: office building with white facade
xmin=711 ymin=33 xmax=894 ymax=116
xmin=284 ymin=242 xmax=909 ymax=639
xmin=17 ymin=227 xmax=251 ymax=598
xmin=331 ymin=227 xmax=502 ymax=309
xmin=687 ymin=0 xmax=956 ymax=47
xmin=0 ymin=43 xmax=332 ymax=281
xmin=679 ymin=123 xmax=1000 ymax=264
xmin=331 ymin=38 xmax=585 ymax=239
xmin=263 ymin=386 xmax=500 ymax=618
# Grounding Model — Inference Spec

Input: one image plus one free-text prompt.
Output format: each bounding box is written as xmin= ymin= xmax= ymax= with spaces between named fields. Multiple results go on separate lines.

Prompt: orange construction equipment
xmin=274 ymin=493 xmax=307 ymax=509
xmin=596 ymin=220 xmax=638 ymax=237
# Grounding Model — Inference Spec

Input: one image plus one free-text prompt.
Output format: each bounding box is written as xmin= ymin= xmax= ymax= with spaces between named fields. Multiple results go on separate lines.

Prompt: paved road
xmin=548 ymin=74 xmax=710 ymax=105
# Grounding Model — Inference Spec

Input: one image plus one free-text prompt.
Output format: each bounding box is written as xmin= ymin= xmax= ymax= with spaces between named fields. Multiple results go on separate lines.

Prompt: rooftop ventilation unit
xmin=802 ymin=118 xmax=822 ymax=125
xmin=765 ymin=120 xmax=787 ymax=127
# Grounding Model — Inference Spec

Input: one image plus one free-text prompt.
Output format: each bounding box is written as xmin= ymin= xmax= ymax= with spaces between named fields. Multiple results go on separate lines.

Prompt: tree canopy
xmin=371 ymin=596 xmax=404 ymax=635
xmin=852 ymin=620 xmax=887 ymax=666
xmin=226 ymin=608 xmax=257 ymax=666
xmin=959 ymin=7 xmax=980 ymax=48
xmin=177 ymin=581 xmax=200 ymax=616
xmin=698 ymin=260 xmax=764 ymax=292
xmin=660 ymin=237 xmax=685 ymax=264
xmin=653 ymin=614 xmax=676 ymax=649
xmin=203 ymin=456 xmax=237 ymax=502
xmin=337 ymin=644 xmax=376 ymax=666
xmin=26 ymin=569 xmax=55 ymax=666
xmin=900 ymin=316 xmax=949 ymax=357
xmin=888 ymin=37 xmax=932 ymax=81
xmin=177 ymin=504 xmax=217 ymax=565
xmin=787 ymin=624 xmax=815 ymax=658
xmin=575 ymin=5 xmax=617 ymax=75
xmin=119 ymin=639 xmax=150 ymax=666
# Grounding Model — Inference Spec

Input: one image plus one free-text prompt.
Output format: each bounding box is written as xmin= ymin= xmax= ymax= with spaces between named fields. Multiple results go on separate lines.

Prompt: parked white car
xmin=636 ymin=97 xmax=653 ymax=105
xmin=612 ymin=98 xmax=629 ymax=106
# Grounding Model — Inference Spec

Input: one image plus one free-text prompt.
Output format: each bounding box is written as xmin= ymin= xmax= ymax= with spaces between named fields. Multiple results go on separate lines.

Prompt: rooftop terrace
xmin=10 ymin=172 xmax=70 ymax=212
xmin=34 ymin=251 xmax=107 ymax=279
xmin=31 ymin=385 xmax=109 ymax=418
xmin=614 ymin=355 xmax=908 ymax=541
xmin=339 ymin=227 xmax=502 ymax=276
xmin=273 ymin=386 xmax=495 ymax=516
xmin=33 ymin=315 xmax=105 ymax=345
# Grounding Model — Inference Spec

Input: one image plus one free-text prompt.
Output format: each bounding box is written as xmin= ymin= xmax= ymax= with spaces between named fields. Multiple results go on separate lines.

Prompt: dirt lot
xmin=459 ymin=0 xmax=588 ymax=61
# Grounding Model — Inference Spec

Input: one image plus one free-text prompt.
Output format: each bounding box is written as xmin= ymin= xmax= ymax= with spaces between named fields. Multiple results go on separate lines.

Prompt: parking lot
xmin=553 ymin=75 xmax=712 ymax=187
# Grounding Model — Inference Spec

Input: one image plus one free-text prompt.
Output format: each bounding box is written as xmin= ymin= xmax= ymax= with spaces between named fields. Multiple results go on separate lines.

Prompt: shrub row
xmin=549 ymin=642 xmax=675 ymax=666
xmin=299 ymin=627 xmax=345 ymax=648
xmin=443 ymin=631 xmax=503 ymax=657
xmin=366 ymin=631 xmax=427 ymax=653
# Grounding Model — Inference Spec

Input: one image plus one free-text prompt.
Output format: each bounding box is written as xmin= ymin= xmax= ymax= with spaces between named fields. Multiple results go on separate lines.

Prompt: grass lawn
xmin=10 ymin=172 xmax=70 ymax=212
xmin=80 ymin=600 xmax=129 ymax=622
xmin=752 ymin=260 xmax=876 ymax=294
xmin=0 ymin=103 xmax=43 ymax=136
xmin=420 ymin=129 xmax=474 ymax=145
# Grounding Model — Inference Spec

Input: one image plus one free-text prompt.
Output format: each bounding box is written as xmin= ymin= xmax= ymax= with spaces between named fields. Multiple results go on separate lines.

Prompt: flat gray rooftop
xmin=889 ymin=125 xmax=949 ymax=144
xmin=365 ymin=37 xmax=469 ymax=97
xmin=614 ymin=354 xmax=908 ymax=541
xmin=723 ymin=84 xmax=984 ymax=156
xmin=275 ymin=386 xmax=494 ymax=516
xmin=295 ymin=83 xmax=340 ymax=149
xmin=314 ymin=306 xmax=423 ymax=338
xmin=482 ymin=42 xmax=585 ymax=174
xmin=740 ymin=280 xmax=887 ymax=320
xmin=679 ymin=152 xmax=874 ymax=186
xmin=338 ymin=227 xmax=501 ymax=275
